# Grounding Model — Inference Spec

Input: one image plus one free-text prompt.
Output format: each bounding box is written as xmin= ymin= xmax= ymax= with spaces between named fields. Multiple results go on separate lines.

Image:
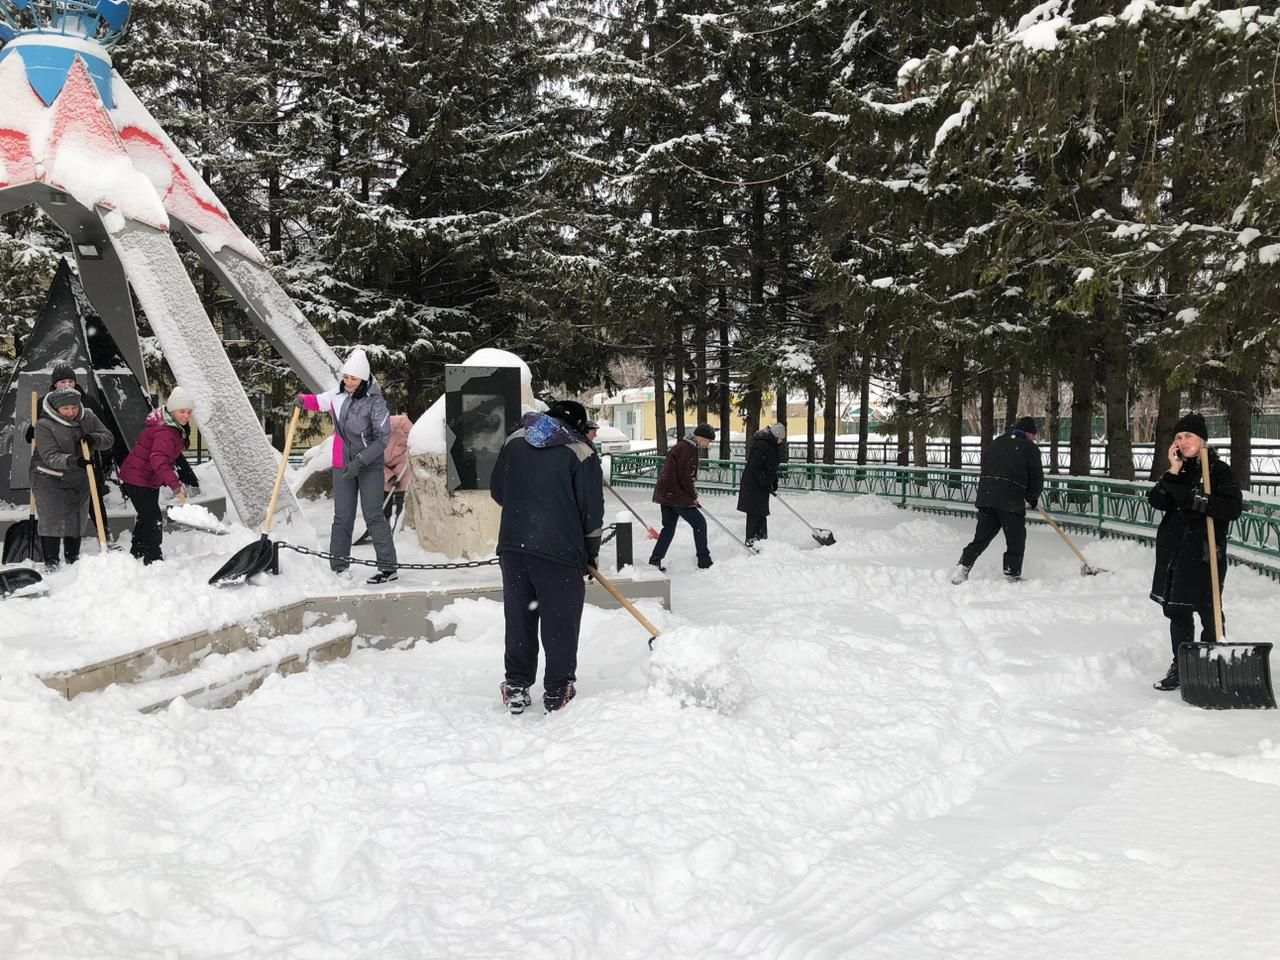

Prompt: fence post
xmin=614 ymin=520 xmax=633 ymax=571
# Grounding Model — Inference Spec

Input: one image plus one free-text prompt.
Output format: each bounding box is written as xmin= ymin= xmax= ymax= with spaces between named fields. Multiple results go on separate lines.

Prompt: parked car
xmin=593 ymin=421 xmax=632 ymax=455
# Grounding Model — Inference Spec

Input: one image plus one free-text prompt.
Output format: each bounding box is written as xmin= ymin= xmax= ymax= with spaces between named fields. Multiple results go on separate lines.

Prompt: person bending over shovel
xmin=737 ymin=422 xmax=786 ymax=547
xmin=119 ymin=387 xmax=195 ymax=566
xmin=951 ymin=416 xmax=1044 ymax=584
xmin=1147 ymin=413 xmax=1242 ymax=692
xmin=648 ymin=423 xmax=716 ymax=571
xmin=30 ymin=387 xmax=114 ymax=570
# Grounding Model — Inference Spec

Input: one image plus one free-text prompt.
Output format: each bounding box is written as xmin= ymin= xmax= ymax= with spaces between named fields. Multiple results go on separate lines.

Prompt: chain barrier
xmin=274 ymin=524 xmax=618 ymax=572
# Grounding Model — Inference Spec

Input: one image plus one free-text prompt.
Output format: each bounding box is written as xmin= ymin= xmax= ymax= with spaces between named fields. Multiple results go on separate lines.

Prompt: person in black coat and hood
xmin=951 ymin=416 xmax=1045 ymax=583
xmin=737 ymin=423 xmax=786 ymax=545
xmin=490 ymin=399 xmax=605 ymax=715
xmin=1147 ymin=412 xmax=1243 ymax=691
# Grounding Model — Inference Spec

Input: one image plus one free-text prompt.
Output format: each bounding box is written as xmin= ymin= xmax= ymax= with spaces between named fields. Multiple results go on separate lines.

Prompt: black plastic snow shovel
xmin=208 ymin=407 xmax=300 ymax=586
xmin=588 ymin=565 xmax=662 ymax=650
xmin=605 ymin=481 xmax=660 ymax=539
xmin=1035 ymin=504 xmax=1106 ymax=576
xmin=0 ymin=565 xmax=46 ymax=598
xmin=699 ymin=505 xmax=759 ymax=555
xmin=1177 ymin=447 xmax=1275 ymax=710
xmin=772 ymin=492 xmax=836 ymax=546
xmin=3 ymin=391 xmax=44 ymax=569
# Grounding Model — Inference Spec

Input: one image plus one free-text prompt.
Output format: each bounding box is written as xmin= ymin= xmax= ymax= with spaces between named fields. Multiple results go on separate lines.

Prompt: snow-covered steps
xmin=33 ymin=577 xmax=671 ymax=709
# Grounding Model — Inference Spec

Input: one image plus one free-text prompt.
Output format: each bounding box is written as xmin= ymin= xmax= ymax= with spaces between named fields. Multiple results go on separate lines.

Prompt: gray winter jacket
xmin=302 ymin=378 xmax=391 ymax=469
xmin=30 ymin=394 xmax=113 ymax=537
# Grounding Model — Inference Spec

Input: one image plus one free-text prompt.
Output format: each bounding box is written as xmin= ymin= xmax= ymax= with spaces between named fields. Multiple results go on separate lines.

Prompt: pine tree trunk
xmin=652 ymin=337 xmax=668 ymax=456
xmin=857 ymin=351 xmax=871 ymax=466
xmin=949 ymin=343 xmax=964 ymax=469
xmin=672 ymin=320 xmax=686 ymax=443
xmin=823 ymin=349 xmax=838 ymax=465
xmin=695 ymin=318 xmax=708 ymax=424
xmin=1102 ymin=309 xmax=1134 ymax=480
xmin=775 ymin=386 xmax=787 ymax=428
xmin=1069 ymin=335 xmax=1095 ymax=477
xmin=1150 ymin=376 xmax=1182 ymax=481
xmin=980 ymin=369 xmax=995 ymax=453
xmin=1048 ymin=368 xmax=1061 ymax=476
xmin=806 ymin=386 xmax=816 ymax=463
xmin=1224 ymin=370 xmax=1253 ymax=491
xmin=897 ymin=352 xmax=910 ymax=467
xmin=1004 ymin=364 xmax=1020 ymax=430
xmin=718 ymin=295 xmax=731 ymax=461
xmin=911 ymin=336 xmax=927 ymax=468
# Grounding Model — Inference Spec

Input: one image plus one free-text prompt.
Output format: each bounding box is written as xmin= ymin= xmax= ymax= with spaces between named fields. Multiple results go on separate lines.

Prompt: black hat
xmin=548 ymin=399 xmax=589 ymax=434
xmin=1173 ymin=412 xmax=1208 ymax=441
xmin=50 ymin=363 xmax=76 ymax=386
xmin=1013 ymin=416 xmax=1038 ymax=436
xmin=693 ymin=423 xmax=716 ymax=441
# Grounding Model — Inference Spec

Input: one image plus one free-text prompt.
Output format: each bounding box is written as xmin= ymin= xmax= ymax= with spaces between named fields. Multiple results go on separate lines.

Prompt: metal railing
xmin=609 ymin=453 xmax=1280 ymax=579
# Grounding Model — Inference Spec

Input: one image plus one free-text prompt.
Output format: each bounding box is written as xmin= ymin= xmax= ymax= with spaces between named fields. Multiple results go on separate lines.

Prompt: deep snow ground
xmin=3 ymin=491 xmax=1279 ymax=959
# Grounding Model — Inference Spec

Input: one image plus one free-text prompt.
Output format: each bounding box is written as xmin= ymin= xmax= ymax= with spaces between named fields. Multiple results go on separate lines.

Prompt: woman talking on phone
xmin=1146 ymin=412 xmax=1242 ymax=691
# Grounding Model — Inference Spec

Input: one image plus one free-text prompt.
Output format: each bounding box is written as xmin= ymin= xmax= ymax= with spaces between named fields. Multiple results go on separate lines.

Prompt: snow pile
xmin=408 ymin=348 xmax=536 ymax=456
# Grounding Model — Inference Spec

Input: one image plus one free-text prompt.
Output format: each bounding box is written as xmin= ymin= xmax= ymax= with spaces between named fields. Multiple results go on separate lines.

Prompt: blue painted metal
xmin=2 ymin=42 xmax=115 ymax=105
xmin=0 ymin=1 xmax=132 ymax=48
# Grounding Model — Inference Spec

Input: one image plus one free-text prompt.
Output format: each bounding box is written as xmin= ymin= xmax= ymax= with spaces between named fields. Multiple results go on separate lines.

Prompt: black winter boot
xmin=544 ymin=681 xmax=576 ymax=713
xmin=1153 ymin=660 xmax=1180 ymax=692
xmin=501 ymin=681 xmax=532 ymax=715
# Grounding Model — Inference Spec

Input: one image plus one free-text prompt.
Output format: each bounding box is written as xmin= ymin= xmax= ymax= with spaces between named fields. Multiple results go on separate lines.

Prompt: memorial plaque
xmin=444 ymin=365 xmax=521 ymax=492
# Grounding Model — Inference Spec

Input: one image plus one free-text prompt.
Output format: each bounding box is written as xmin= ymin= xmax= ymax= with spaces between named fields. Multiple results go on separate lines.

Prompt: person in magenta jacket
xmin=295 ymin=349 xmax=398 ymax=583
xmin=119 ymin=386 xmax=194 ymax=565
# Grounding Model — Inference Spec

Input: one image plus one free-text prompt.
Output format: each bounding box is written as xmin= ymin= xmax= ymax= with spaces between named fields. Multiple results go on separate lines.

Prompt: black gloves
xmin=24 ymin=425 xmax=34 ymax=444
xmin=294 ymin=393 xmax=308 ymax=408
xmin=175 ymin=456 xmax=200 ymax=489
xmin=771 ymin=481 xmax=779 ymax=493
xmin=584 ymin=535 xmax=601 ymax=574
xmin=1190 ymin=490 xmax=1210 ymax=514
xmin=74 ymin=455 xmax=93 ymax=468
xmin=340 ymin=454 xmax=364 ymax=479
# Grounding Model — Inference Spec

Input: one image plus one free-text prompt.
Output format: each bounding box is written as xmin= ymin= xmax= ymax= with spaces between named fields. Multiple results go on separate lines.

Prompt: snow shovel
xmin=165 ymin=502 xmax=230 ymax=535
xmin=1177 ymin=447 xmax=1275 ymax=710
xmin=605 ymin=481 xmax=660 ymax=539
xmin=2 ymin=391 xmax=44 ymax=568
xmin=1034 ymin=504 xmax=1105 ymax=575
xmin=82 ymin=440 xmax=109 ymax=554
xmin=587 ymin=565 xmax=662 ymax=650
xmin=0 ymin=565 xmax=47 ymax=598
xmin=772 ymin=492 xmax=836 ymax=546
xmin=208 ymin=407 xmax=300 ymax=586
xmin=354 ymin=463 xmax=407 ymax=546
xmin=699 ymin=505 xmax=758 ymax=555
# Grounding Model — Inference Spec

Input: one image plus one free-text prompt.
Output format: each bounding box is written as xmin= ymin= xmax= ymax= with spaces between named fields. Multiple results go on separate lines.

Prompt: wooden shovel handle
xmin=29 ymin=391 xmax=37 ymax=514
xmin=81 ymin=439 xmax=108 ymax=550
xmin=605 ymin=481 xmax=656 ymax=532
xmin=1199 ymin=446 xmax=1226 ymax=643
xmin=262 ymin=406 xmax=301 ymax=536
xmin=587 ymin=565 xmax=662 ymax=639
xmin=1035 ymin=504 xmax=1091 ymax=568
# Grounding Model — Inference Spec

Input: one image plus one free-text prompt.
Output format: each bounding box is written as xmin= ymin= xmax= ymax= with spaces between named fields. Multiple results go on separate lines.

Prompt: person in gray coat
xmin=30 ymin=387 xmax=114 ymax=569
xmin=296 ymin=348 xmax=398 ymax=584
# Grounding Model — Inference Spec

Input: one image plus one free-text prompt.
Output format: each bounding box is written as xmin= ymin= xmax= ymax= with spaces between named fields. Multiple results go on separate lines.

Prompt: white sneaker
xmin=949 ymin=564 xmax=970 ymax=585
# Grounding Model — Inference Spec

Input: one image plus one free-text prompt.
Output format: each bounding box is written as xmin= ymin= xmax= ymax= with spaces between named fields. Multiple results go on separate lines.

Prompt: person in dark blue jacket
xmin=490 ymin=399 xmax=605 ymax=714
xmin=951 ymin=416 xmax=1045 ymax=583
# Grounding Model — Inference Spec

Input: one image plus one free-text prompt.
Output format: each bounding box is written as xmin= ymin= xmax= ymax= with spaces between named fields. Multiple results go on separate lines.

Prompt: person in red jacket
xmin=648 ymin=423 xmax=715 ymax=571
xmin=118 ymin=387 xmax=194 ymax=565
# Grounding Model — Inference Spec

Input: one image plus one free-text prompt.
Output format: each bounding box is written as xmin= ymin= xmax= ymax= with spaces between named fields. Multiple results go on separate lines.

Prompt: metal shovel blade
xmin=1177 ymin=641 xmax=1276 ymax=710
xmin=2 ymin=516 xmax=43 ymax=565
xmin=811 ymin=529 xmax=836 ymax=547
xmin=0 ymin=565 xmax=46 ymax=598
xmin=208 ymin=534 xmax=274 ymax=585
xmin=1080 ymin=563 xmax=1107 ymax=576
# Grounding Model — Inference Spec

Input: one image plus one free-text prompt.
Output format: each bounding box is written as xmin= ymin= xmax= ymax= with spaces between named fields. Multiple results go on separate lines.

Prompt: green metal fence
xmin=609 ymin=454 xmax=1280 ymax=579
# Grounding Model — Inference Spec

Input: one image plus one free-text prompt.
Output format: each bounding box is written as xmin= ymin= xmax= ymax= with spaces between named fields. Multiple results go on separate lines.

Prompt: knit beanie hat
xmin=1013 ymin=416 xmax=1038 ymax=436
xmin=50 ymin=363 xmax=77 ymax=386
xmin=48 ymin=388 xmax=81 ymax=412
xmin=768 ymin=422 xmax=787 ymax=439
xmin=1173 ymin=411 xmax=1208 ymax=441
xmin=340 ymin=348 xmax=371 ymax=382
xmin=693 ymin=423 xmax=716 ymax=441
xmin=165 ymin=386 xmax=194 ymax=412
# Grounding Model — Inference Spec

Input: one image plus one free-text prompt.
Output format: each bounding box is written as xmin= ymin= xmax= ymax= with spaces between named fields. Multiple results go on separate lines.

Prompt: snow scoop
xmin=2 ymin=392 xmax=44 ymax=568
xmin=772 ymin=492 xmax=836 ymax=546
xmin=82 ymin=440 xmax=110 ymax=554
xmin=605 ymin=481 xmax=660 ymax=539
xmin=0 ymin=565 xmax=47 ymax=598
xmin=165 ymin=502 xmax=230 ymax=535
xmin=1177 ymin=447 xmax=1275 ymax=710
xmin=208 ymin=407 xmax=300 ymax=586
xmin=699 ymin=505 xmax=758 ymax=555
xmin=1034 ymin=504 xmax=1105 ymax=576
xmin=587 ymin=565 xmax=662 ymax=650
xmin=354 ymin=463 xmax=407 ymax=546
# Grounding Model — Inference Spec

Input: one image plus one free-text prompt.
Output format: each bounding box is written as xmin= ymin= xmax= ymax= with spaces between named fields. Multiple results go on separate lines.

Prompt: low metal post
xmin=615 ymin=520 xmax=633 ymax=572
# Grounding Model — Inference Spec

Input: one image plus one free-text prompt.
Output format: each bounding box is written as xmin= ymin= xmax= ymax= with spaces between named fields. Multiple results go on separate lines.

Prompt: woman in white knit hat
xmin=119 ymin=386 xmax=196 ymax=565
xmin=295 ymin=349 xmax=398 ymax=583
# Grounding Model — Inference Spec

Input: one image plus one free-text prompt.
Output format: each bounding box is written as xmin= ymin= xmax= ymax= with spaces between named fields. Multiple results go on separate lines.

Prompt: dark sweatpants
xmin=1166 ymin=602 xmax=1220 ymax=657
xmin=959 ymin=507 xmax=1027 ymax=577
xmin=650 ymin=505 xmax=712 ymax=568
xmin=745 ymin=513 xmax=768 ymax=544
xmin=39 ymin=536 xmax=80 ymax=566
xmin=123 ymin=483 xmax=164 ymax=564
xmin=500 ymin=551 xmax=585 ymax=694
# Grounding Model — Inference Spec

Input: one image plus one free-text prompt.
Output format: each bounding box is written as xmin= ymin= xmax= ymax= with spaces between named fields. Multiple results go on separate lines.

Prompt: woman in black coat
xmin=1147 ymin=412 xmax=1242 ymax=691
xmin=737 ymin=424 xmax=785 ymax=545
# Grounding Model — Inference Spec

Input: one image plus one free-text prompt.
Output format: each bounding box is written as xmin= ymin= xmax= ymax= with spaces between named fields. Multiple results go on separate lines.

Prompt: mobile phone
xmin=1175 ymin=449 xmax=1183 ymax=462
